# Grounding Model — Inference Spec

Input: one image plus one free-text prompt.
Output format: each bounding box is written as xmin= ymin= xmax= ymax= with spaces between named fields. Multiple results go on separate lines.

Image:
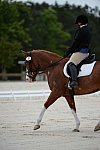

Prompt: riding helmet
xmin=75 ymin=15 xmax=88 ymax=24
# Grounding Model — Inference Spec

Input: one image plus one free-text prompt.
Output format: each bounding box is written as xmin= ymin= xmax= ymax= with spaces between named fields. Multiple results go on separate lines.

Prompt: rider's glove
xmin=64 ymin=48 xmax=72 ymax=57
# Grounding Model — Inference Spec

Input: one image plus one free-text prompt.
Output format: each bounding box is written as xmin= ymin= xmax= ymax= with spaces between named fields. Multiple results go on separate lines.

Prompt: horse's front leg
xmin=94 ymin=120 xmax=100 ymax=132
xmin=64 ymin=93 xmax=80 ymax=132
xmin=34 ymin=90 xmax=60 ymax=130
xmin=34 ymin=106 xmax=46 ymax=130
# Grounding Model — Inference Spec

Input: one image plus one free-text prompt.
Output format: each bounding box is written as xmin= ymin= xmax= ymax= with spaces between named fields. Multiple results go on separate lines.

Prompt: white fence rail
xmin=0 ymin=90 xmax=50 ymax=99
xmin=0 ymin=90 xmax=99 ymax=100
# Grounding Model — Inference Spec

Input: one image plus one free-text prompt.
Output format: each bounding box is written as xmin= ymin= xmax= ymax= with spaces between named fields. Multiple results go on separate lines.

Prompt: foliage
xmin=29 ymin=7 xmax=70 ymax=55
xmin=0 ymin=0 xmax=30 ymax=71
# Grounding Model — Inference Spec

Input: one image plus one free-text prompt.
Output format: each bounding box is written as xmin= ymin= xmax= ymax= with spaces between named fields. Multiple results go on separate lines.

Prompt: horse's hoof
xmin=34 ymin=125 xmax=40 ymax=130
xmin=72 ymin=129 xmax=80 ymax=132
xmin=94 ymin=125 xmax=100 ymax=132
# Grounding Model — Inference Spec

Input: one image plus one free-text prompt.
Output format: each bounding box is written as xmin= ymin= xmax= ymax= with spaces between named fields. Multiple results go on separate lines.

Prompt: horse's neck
xmin=35 ymin=50 xmax=62 ymax=69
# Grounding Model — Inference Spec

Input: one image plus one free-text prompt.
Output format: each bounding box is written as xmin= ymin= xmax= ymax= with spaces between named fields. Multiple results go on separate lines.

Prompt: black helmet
xmin=75 ymin=15 xmax=88 ymax=24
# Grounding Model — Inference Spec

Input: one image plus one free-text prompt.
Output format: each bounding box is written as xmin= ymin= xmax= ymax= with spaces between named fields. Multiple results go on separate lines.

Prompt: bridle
xmin=25 ymin=54 xmax=65 ymax=80
xmin=25 ymin=56 xmax=38 ymax=80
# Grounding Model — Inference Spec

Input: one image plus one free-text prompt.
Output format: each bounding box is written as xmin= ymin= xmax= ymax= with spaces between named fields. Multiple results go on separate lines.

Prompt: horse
xmin=23 ymin=50 xmax=100 ymax=132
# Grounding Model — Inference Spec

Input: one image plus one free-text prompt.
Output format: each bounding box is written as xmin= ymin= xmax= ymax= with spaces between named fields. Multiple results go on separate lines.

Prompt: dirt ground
xmin=0 ymin=81 xmax=100 ymax=150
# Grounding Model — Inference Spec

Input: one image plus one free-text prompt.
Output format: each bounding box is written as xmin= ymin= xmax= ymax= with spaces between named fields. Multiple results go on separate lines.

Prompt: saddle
xmin=77 ymin=54 xmax=95 ymax=74
xmin=63 ymin=54 xmax=96 ymax=78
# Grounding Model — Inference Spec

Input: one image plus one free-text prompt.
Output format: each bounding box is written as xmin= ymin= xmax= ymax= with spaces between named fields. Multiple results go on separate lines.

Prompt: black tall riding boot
xmin=67 ymin=62 xmax=78 ymax=88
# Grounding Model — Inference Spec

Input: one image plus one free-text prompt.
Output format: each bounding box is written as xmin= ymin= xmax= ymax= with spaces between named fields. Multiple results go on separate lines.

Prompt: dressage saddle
xmin=77 ymin=54 xmax=95 ymax=73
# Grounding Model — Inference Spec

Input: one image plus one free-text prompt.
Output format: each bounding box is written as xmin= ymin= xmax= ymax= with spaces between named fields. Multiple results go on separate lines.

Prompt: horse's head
xmin=22 ymin=51 xmax=38 ymax=82
xmin=22 ymin=49 xmax=65 ymax=82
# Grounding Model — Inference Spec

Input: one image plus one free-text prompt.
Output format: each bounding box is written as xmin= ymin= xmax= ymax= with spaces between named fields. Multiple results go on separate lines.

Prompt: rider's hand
xmin=64 ymin=48 xmax=72 ymax=57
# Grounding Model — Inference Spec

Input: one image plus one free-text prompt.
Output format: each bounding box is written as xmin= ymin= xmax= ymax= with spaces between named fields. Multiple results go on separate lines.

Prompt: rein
xmin=37 ymin=57 xmax=65 ymax=74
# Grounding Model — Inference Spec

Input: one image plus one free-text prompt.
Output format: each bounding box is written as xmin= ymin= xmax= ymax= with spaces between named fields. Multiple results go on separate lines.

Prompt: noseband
xmin=25 ymin=56 xmax=38 ymax=80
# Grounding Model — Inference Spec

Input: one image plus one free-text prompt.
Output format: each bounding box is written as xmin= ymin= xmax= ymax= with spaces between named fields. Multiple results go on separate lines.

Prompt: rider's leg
xmin=68 ymin=52 xmax=89 ymax=65
xmin=67 ymin=52 xmax=89 ymax=88
xmin=67 ymin=62 xmax=78 ymax=88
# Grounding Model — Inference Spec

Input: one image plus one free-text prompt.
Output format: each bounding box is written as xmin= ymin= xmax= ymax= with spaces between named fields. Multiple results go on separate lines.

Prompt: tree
xmin=0 ymin=0 xmax=30 ymax=76
xmin=30 ymin=7 xmax=70 ymax=55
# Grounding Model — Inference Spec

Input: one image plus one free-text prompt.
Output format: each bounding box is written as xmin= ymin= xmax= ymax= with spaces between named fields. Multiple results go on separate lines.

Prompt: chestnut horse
xmin=24 ymin=50 xmax=100 ymax=132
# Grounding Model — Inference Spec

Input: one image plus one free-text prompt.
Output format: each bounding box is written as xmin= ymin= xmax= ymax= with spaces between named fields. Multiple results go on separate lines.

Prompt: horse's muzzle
xmin=26 ymin=72 xmax=37 ymax=82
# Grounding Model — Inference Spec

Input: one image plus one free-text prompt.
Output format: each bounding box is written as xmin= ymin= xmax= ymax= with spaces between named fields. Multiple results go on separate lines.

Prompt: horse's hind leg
xmin=34 ymin=90 xmax=60 ymax=130
xmin=94 ymin=120 xmax=100 ymax=132
xmin=64 ymin=94 xmax=80 ymax=132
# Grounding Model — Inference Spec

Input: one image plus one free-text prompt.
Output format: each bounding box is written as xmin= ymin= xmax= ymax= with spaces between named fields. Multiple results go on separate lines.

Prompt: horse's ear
xmin=21 ymin=50 xmax=27 ymax=56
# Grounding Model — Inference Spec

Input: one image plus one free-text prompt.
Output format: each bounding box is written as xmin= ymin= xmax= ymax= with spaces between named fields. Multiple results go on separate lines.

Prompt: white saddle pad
xmin=63 ymin=61 xmax=96 ymax=78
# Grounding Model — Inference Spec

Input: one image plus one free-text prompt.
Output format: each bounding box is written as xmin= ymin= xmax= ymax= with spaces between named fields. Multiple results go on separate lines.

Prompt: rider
xmin=65 ymin=15 xmax=91 ymax=89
